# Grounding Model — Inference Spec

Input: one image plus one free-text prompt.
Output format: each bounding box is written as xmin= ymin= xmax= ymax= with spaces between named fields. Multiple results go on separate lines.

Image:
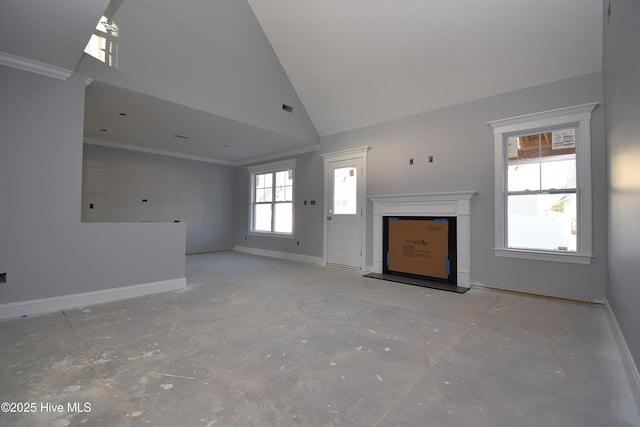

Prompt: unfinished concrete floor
xmin=1 ymin=251 xmax=639 ymax=426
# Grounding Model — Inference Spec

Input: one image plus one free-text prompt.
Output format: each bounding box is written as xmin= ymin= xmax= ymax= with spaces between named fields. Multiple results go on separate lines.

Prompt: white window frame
xmin=246 ymin=158 xmax=297 ymax=237
xmin=488 ymin=103 xmax=598 ymax=264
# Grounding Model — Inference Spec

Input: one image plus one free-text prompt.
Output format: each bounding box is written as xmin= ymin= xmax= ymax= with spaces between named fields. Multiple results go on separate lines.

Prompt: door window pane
xmin=333 ymin=167 xmax=357 ymax=215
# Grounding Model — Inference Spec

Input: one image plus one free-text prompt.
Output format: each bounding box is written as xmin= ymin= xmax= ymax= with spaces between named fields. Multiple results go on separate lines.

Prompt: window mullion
xmin=271 ymin=172 xmax=276 ymax=232
xmin=538 ymin=134 xmax=543 ymax=191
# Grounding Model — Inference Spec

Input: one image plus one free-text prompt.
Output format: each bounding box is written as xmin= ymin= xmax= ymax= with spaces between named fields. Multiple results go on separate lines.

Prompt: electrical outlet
xmin=0 ymin=273 xmax=6 ymax=283
xmin=429 ymin=156 xmax=434 ymax=163
xmin=409 ymin=158 xmax=414 ymax=165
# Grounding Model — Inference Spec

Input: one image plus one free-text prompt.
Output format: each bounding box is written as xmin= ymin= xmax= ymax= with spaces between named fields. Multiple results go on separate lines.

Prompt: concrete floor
xmin=1 ymin=251 xmax=639 ymax=426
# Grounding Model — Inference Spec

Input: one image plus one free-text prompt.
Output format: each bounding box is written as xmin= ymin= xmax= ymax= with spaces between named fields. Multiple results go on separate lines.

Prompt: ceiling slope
xmin=0 ymin=0 xmax=109 ymax=77
xmin=248 ymin=0 xmax=603 ymax=136
xmin=1 ymin=0 xmax=320 ymax=164
xmin=1 ymin=0 xmax=602 ymax=163
xmin=84 ymin=80 xmax=318 ymax=165
xmin=101 ymin=0 xmax=319 ymax=147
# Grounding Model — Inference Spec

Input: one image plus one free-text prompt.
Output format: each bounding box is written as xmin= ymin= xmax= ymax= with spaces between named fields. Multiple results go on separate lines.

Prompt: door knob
xmin=327 ymin=216 xmax=332 ymax=220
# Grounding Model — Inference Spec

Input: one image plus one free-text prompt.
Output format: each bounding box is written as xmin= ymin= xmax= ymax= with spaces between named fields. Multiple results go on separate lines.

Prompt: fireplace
xmin=369 ymin=192 xmax=476 ymax=289
xmin=383 ymin=216 xmax=457 ymax=285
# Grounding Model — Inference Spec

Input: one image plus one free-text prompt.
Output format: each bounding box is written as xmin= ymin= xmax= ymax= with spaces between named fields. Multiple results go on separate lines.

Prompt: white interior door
xmin=326 ymin=158 xmax=363 ymax=268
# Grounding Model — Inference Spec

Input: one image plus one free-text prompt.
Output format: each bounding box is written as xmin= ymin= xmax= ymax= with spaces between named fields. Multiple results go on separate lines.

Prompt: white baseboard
xmin=604 ymin=297 xmax=640 ymax=413
xmin=234 ymin=246 xmax=324 ymax=266
xmin=0 ymin=278 xmax=186 ymax=320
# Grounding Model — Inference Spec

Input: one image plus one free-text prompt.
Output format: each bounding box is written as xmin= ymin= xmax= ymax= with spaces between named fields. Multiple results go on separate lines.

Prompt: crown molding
xmin=85 ymin=138 xmax=320 ymax=167
xmin=236 ymin=144 xmax=320 ymax=166
xmin=83 ymin=138 xmax=237 ymax=166
xmin=319 ymin=146 xmax=370 ymax=161
xmin=0 ymin=51 xmax=73 ymax=80
xmin=487 ymin=102 xmax=599 ymax=132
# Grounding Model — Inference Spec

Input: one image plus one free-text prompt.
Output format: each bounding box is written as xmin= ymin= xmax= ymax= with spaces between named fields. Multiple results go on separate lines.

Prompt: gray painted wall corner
xmin=0 ymin=66 xmax=185 ymax=305
xmin=603 ymin=0 xmax=640 ymax=393
xmin=320 ymin=72 xmax=607 ymax=302
xmin=235 ymin=151 xmax=325 ymax=258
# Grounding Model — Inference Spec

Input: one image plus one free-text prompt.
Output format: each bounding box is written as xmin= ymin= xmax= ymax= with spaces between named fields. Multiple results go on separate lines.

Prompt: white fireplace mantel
xmin=369 ymin=191 xmax=477 ymax=288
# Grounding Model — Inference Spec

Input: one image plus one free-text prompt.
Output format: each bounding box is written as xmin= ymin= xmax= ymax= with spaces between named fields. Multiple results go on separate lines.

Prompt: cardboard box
xmin=387 ymin=219 xmax=449 ymax=279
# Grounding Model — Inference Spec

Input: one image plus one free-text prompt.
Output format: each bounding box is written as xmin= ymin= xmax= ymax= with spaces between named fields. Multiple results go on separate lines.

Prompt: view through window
xmin=84 ymin=15 xmax=119 ymax=68
xmin=488 ymin=102 xmax=596 ymax=264
xmin=252 ymin=169 xmax=293 ymax=234
xmin=506 ymin=128 xmax=577 ymax=252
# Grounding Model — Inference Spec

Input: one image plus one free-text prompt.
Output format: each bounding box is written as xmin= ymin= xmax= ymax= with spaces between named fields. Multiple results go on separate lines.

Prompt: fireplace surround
xmin=369 ymin=192 xmax=476 ymax=288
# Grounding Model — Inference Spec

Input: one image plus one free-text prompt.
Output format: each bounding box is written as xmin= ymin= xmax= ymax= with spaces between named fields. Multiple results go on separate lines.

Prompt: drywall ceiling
xmin=0 ymin=0 xmax=109 ymax=74
xmin=84 ymin=81 xmax=317 ymax=165
xmin=248 ymin=0 xmax=603 ymax=137
xmin=2 ymin=0 xmax=603 ymax=163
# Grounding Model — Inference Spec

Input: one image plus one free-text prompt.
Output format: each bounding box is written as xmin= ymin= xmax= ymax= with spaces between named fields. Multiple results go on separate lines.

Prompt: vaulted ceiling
xmin=248 ymin=0 xmax=603 ymax=137
xmin=0 ymin=0 xmax=603 ymax=164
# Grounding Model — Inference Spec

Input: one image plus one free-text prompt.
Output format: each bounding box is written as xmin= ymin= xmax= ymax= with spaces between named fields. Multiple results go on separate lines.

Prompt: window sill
xmin=494 ymin=248 xmax=593 ymax=264
xmin=249 ymin=231 xmax=294 ymax=239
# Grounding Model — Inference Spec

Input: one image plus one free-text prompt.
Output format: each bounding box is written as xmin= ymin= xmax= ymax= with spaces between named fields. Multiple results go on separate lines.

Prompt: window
xmin=247 ymin=159 xmax=296 ymax=235
xmin=488 ymin=103 xmax=597 ymax=264
xmin=84 ymin=15 xmax=119 ymax=68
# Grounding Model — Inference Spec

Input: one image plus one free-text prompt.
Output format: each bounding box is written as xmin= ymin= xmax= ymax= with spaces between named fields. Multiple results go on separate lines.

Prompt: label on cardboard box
xmin=388 ymin=219 xmax=449 ymax=279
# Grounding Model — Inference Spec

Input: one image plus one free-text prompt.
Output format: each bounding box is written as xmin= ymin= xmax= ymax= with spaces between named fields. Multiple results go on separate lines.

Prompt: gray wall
xmin=82 ymin=144 xmax=236 ymax=254
xmin=0 ymin=65 xmax=185 ymax=305
xmin=603 ymin=0 xmax=640 ymax=374
xmin=320 ymin=72 xmax=607 ymax=302
xmin=77 ymin=0 xmax=318 ymax=145
xmin=235 ymin=151 xmax=325 ymax=258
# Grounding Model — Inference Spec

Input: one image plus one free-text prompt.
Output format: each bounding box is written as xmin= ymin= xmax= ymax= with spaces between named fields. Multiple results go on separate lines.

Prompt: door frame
xmin=320 ymin=146 xmax=370 ymax=269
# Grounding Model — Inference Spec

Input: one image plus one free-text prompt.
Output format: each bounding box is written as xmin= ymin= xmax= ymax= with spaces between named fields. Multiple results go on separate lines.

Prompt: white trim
xmin=237 ymin=144 xmax=319 ymax=166
xmin=245 ymin=158 xmax=297 ymax=174
xmin=486 ymin=102 xmax=599 ymax=132
xmin=494 ymin=248 xmax=593 ymax=264
xmin=488 ymin=103 xmax=598 ymax=263
xmin=604 ymin=298 xmax=640 ymax=412
xmin=248 ymin=231 xmax=295 ymax=239
xmin=84 ymin=138 xmax=236 ymax=166
xmin=0 ymin=51 xmax=74 ymax=80
xmin=321 ymin=146 xmax=370 ymax=269
xmin=234 ymin=246 xmax=324 ymax=265
xmin=369 ymin=191 xmax=476 ymax=205
xmin=85 ymin=138 xmax=319 ymax=167
xmin=320 ymin=146 xmax=371 ymax=162
xmin=246 ymin=158 xmax=297 ymax=236
xmin=369 ymin=191 xmax=476 ymax=287
xmin=0 ymin=278 xmax=186 ymax=320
